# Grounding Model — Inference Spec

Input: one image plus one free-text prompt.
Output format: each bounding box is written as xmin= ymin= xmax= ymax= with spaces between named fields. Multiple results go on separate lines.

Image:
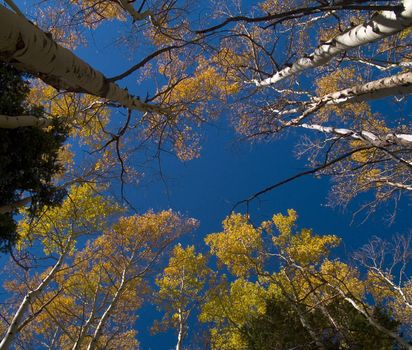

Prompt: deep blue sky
xmin=11 ymin=1 xmax=412 ymax=348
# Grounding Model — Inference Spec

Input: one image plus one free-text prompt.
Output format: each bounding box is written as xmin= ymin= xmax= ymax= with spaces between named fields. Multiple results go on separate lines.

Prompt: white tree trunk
xmin=254 ymin=0 xmax=412 ymax=86
xmin=86 ymin=268 xmax=127 ymax=350
xmin=176 ymin=308 xmax=183 ymax=350
xmin=0 ymin=236 xmax=72 ymax=350
xmin=381 ymin=180 xmax=412 ymax=191
xmin=284 ymin=71 xmax=412 ymax=126
xmin=298 ymin=123 xmax=412 ymax=148
xmin=71 ymin=278 xmax=101 ymax=350
xmin=0 ymin=5 xmax=163 ymax=113
xmin=0 ymin=114 xmax=52 ymax=128
xmin=317 ymin=71 xmax=412 ymax=106
xmin=289 ymin=260 xmax=412 ymax=350
xmin=332 ymin=286 xmax=412 ymax=350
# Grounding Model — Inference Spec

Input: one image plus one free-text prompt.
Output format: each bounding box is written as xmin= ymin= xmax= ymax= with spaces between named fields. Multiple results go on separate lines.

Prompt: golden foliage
xmin=270 ymin=209 xmax=340 ymax=265
xmin=17 ymin=184 xmax=120 ymax=253
xmin=205 ymin=213 xmax=262 ymax=277
xmin=320 ymin=259 xmax=365 ymax=299
xmin=316 ymin=68 xmax=370 ymax=121
xmin=154 ymin=244 xmax=210 ymax=335
xmin=69 ymin=0 xmax=126 ymax=28
xmin=28 ymin=81 xmax=110 ymax=147
xmin=200 ymin=278 xmax=267 ymax=350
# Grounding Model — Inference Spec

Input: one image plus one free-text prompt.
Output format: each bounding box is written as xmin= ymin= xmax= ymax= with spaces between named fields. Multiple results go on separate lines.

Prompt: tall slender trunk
xmin=316 ymin=71 xmax=412 ymax=106
xmin=288 ymin=260 xmax=412 ymax=350
xmin=0 ymin=236 xmax=72 ymax=350
xmin=298 ymin=123 xmax=412 ymax=148
xmin=333 ymin=287 xmax=412 ymax=350
xmin=86 ymin=259 xmax=132 ymax=350
xmin=283 ymin=270 xmax=327 ymax=350
xmin=176 ymin=308 xmax=183 ymax=350
xmin=71 ymin=278 xmax=102 ymax=350
xmin=0 ymin=5 xmax=163 ymax=113
xmin=254 ymin=0 xmax=412 ymax=86
xmin=283 ymin=71 xmax=412 ymax=126
xmin=0 ymin=114 xmax=52 ymax=128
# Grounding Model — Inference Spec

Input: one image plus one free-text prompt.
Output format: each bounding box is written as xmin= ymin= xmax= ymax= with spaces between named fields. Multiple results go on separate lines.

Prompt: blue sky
xmin=8 ymin=0 xmax=412 ymax=348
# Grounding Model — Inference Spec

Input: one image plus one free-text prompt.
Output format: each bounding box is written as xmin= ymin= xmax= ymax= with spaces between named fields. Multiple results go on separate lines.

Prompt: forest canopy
xmin=0 ymin=0 xmax=412 ymax=349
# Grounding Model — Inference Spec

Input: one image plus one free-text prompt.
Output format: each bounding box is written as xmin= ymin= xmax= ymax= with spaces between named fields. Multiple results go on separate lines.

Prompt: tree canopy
xmin=0 ymin=0 xmax=412 ymax=348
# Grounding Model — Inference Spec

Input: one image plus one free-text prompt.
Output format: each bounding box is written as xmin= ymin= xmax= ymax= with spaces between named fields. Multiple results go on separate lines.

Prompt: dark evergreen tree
xmin=0 ymin=62 xmax=68 ymax=252
xmin=241 ymin=297 xmax=400 ymax=350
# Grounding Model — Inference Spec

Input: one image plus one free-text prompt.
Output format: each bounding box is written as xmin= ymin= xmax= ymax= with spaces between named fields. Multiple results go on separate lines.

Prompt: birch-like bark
xmin=315 ymin=71 xmax=412 ymax=106
xmin=0 ymin=236 xmax=72 ymax=350
xmin=369 ymin=266 xmax=412 ymax=307
xmin=0 ymin=114 xmax=52 ymax=129
xmin=0 ymin=5 xmax=163 ymax=113
xmin=283 ymin=71 xmax=412 ymax=127
xmin=176 ymin=308 xmax=183 ymax=350
xmin=86 ymin=267 xmax=127 ymax=350
xmin=282 ymin=271 xmax=326 ymax=350
xmin=298 ymin=123 xmax=412 ymax=148
xmin=117 ymin=0 xmax=152 ymax=22
xmin=332 ymin=286 xmax=412 ymax=350
xmin=288 ymin=259 xmax=412 ymax=350
xmin=380 ymin=180 xmax=412 ymax=191
xmin=253 ymin=0 xmax=412 ymax=86
xmin=71 ymin=276 xmax=102 ymax=350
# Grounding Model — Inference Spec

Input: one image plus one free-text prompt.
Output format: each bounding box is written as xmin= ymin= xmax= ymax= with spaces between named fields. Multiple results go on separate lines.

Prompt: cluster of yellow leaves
xmin=259 ymin=0 xmax=302 ymax=15
xmin=259 ymin=0 xmax=278 ymax=13
xmin=9 ymin=210 xmax=196 ymax=349
xmin=316 ymin=67 xmax=363 ymax=95
xmin=356 ymin=168 xmax=382 ymax=189
xmin=365 ymin=271 xmax=412 ymax=325
xmin=200 ymin=279 xmax=268 ymax=350
xmin=349 ymin=140 xmax=378 ymax=163
xmin=206 ymin=209 xmax=340 ymax=276
xmin=154 ymin=244 xmax=210 ymax=334
xmin=148 ymin=21 xmax=183 ymax=47
xmin=69 ymin=0 xmax=126 ymax=28
xmin=95 ymin=330 xmax=140 ymax=350
xmin=316 ymin=68 xmax=370 ymax=121
xmin=35 ymin=6 xmax=85 ymax=49
xmin=55 ymin=144 xmax=75 ymax=179
xmin=320 ymin=260 xmax=365 ymax=300
xmin=399 ymin=27 xmax=412 ymax=41
xmin=212 ymin=48 xmax=249 ymax=90
xmin=285 ymin=228 xmax=340 ymax=266
xmin=202 ymin=209 xmax=346 ymax=349
xmin=29 ymin=81 xmax=110 ymax=147
xmin=172 ymin=126 xmax=201 ymax=161
xmin=164 ymin=57 xmax=239 ymax=107
xmin=17 ymin=184 xmax=121 ymax=253
xmin=366 ymin=270 xmax=396 ymax=302
xmin=25 ymin=256 xmax=143 ymax=349
xmin=155 ymin=54 xmax=241 ymax=160
xmin=156 ymin=244 xmax=209 ymax=303
xmin=90 ymin=211 xmax=198 ymax=283
xmin=391 ymin=280 xmax=412 ymax=325
xmin=269 ymin=209 xmax=340 ymax=266
xmin=205 ymin=213 xmax=263 ymax=277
